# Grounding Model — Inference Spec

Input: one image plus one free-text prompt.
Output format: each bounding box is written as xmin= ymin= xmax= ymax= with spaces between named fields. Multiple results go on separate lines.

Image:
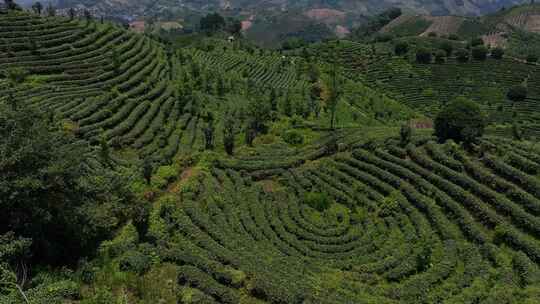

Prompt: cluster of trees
xmin=199 ymin=13 xmax=242 ymax=35
xmin=350 ymin=8 xmax=402 ymax=39
xmin=0 ymin=100 xmax=145 ymax=301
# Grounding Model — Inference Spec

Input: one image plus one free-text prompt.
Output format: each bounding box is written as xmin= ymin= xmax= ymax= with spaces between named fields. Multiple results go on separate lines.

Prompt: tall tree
xmin=323 ymin=61 xmax=340 ymax=130
xmin=223 ymin=114 xmax=235 ymax=155
xmin=142 ymin=157 xmax=153 ymax=185
xmin=68 ymin=7 xmax=75 ymax=20
xmin=31 ymin=2 xmax=42 ymax=15
xmin=45 ymin=3 xmax=55 ymax=16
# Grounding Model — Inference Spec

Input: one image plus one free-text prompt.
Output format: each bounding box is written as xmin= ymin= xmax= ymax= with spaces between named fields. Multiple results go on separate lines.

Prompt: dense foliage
xmin=434 ymin=98 xmax=486 ymax=144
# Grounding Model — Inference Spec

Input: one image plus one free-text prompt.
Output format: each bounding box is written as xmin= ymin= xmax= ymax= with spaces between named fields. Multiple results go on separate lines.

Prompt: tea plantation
xmin=1 ymin=8 xmax=540 ymax=304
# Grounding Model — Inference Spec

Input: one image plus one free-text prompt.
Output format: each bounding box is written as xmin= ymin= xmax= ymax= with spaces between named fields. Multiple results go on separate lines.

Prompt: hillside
xmin=2 ymin=8 xmax=540 ymax=304
xmin=48 ymin=0 xmax=534 ymax=47
xmin=378 ymin=4 xmax=540 ymax=55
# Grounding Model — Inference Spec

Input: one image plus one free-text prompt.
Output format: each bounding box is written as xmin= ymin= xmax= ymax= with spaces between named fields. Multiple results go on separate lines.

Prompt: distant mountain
xmin=46 ymin=0 xmax=532 ymax=47
xmin=53 ymin=0 xmax=531 ymax=17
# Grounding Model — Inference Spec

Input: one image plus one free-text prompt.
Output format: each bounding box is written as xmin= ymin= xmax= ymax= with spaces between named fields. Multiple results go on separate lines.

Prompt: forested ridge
xmin=1 ymin=4 xmax=540 ymax=304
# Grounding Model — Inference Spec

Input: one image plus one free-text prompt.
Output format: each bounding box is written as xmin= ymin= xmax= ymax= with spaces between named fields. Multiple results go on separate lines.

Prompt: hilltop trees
xmin=200 ymin=13 xmax=226 ymax=33
xmin=434 ymin=97 xmax=486 ymax=145
xmin=4 ymin=0 xmax=21 ymax=10
xmin=31 ymin=2 xmax=42 ymax=15
xmin=350 ymin=8 xmax=402 ymax=39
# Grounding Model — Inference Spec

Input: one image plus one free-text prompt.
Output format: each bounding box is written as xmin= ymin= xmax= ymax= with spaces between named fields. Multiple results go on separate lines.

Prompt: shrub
xmin=470 ymin=37 xmax=484 ymax=47
xmin=439 ymin=41 xmax=453 ymax=56
xmin=448 ymin=34 xmax=460 ymax=40
xmin=416 ymin=48 xmax=432 ymax=64
xmin=491 ymin=47 xmax=504 ymax=59
xmin=282 ymin=130 xmax=304 ymax=145
xmin=118 ymin=250 xmax=151 ymax=274
xmin=151 ymin=165 xmax=177 ymax=189
xmin=471 ymin=46 xmax=488 ymax=60
xmin=455 ymin=48 xmax=469 ymax=62
xmin=427 ymin=32 xmax=437 ymax=37
xmin=434 ymin=97 xmax=486 ymax=144
xmin=507 ymin=85 xmax=527 ymax=102
xmin=303 ymin=192 xmax=331 ymax=212
xmin=394 ymin=41 xmax=409 ymax=56
xmin=526 ymin=54 xmax=538 ymax=63
xmin=400 ymin=124 xmax=413 ymax=146
xmin=374 ymin=33 xmax=394 ymax=42
xmin=435 ymin=50 xmax=447 ymax=63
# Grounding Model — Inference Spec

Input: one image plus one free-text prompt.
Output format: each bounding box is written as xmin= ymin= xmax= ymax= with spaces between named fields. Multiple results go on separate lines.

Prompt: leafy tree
xmin=31 ymin=2 xmax=42 ymax=15
xmin=5 ymin=68 xmax=27 ymax=85
xmin=526 ymin=54 xmax=538 ymax=63
xmin=45 ymin=3 xmax=55 ymax=16
xmin=223 ymin=114 xmax=235 ymax=155
xmin=142 ymin=157 xmax=153 ymax=185
xmin=400 ymin=124 xmax=413 ymax=146
xmin=448 ymin=34 xmax=460 ymax=40
xmin=512 ymin=122 xmax=523 ymax=141
xmin=439 ymin=41 xmax=453 ymax=56
xmin=227 ymin=18 xmax=242 ymax=35
xmin=68 ymin=7 xmax=75 ymax=20
xmin=303 ymin=192 xmax=331 ymax=212
xmin=455 ymin=48 xmax=469 ymax=62
xmin=491 ymin=47 xmax=504 ymax=59
xmin=472 ymin=46 xmax=488 ymax=60
xmin=470 ymin=37 xmax=484 ymax=47
xmin=507 ymin=85 xmax=527 ymax=102
xmin=434 ymin=97 xmax=486 ymax=144
xmin=83 ymin=9 xmax=92 ymax=21
xmin=112 ymin=49 xmax=121 ymax=72
xmin=280 ymin=92 xmax=293 ymax=117
xmin=308 ymin=64 xmax=319 ymax=83
xmin=245 ymin=98 xmax=270 ymax=145
xmin=200 ymin=13 xmax=226 ymax=33
xmin=99 ymin=134 xmax=110 ymax=165
xmin=322 ymin=65 xmax=340 ymax=129
xmin=4 ymin=0 xmax=20 ymax=10
xmin=394 ymin=41 xmax=409 ymax=56
xmin=435 ymin=49 xmax=446 ymax=63
xmin=203 ymin=117 xmax=215 ymax=150
xmin=416 ymin=48 xmax=432 ymax=64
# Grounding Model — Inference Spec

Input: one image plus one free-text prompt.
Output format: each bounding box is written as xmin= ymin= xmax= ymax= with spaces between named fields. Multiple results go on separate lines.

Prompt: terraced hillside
xmin=0 ymin=11 xmax=419 ymax=166
xmin=313 ymin=40 xmax=540 ymax=138
xmin=376 ymin=4 xmax=540 ymax=57
xmin=144 ymin=134 xmax=540 ymax=303
xmin=0 ymin=11 xmax=177 ymax=158
xmin=2 ymin=8 xmax=540 ymax=304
